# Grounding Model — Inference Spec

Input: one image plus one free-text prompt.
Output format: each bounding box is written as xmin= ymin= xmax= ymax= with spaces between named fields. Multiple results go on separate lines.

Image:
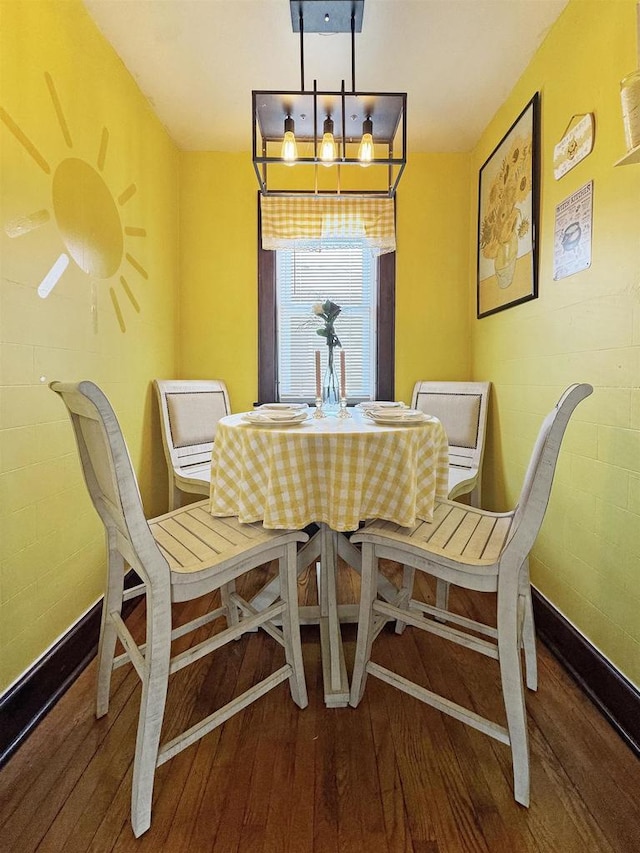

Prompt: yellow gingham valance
xmin=260 ymin=196 xmax=396 ymax=255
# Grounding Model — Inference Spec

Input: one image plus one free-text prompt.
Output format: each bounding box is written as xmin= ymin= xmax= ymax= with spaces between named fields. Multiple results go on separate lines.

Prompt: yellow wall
xmin=395 ymin=153 xmax=471 ymax=399
xmin=0 ymin=1 xmax=180 ymax=690
xmin=3 ymin=0 xmax=636 ymax=701
xmin=0 ymin=1 xmax=471 ymax=696
xmin=179 ymin=153 xmax=259 ymax=411
xmin=470 ymin=0 xmax=640 ymax=685
xmin=179 ymin=151 xmax=471 ymax=411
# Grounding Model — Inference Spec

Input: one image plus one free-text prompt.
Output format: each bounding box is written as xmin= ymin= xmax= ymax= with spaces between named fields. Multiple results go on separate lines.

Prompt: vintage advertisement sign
xmin=553 ymin=181 xmax=593 ymax=280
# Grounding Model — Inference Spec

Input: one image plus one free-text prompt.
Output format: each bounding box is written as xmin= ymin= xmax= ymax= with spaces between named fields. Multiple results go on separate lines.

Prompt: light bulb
xmin=320 ymin=116 xmax=336 ymax=166
xmin=281 ymin=116 xmax=297 ymax=164
xmin=282 ymin=131 xmax=297 ymax=163
xmin=358 ymin=117 xmax=374 ymax=166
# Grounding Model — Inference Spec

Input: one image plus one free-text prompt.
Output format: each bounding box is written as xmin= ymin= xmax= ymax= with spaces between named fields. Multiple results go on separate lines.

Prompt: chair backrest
xmin=154 ymin=380 xmax=231 ymax=472
xmin=411 ymin=381 xmax=491 ymax=472
xmin=50 ymin=381 xmax=168 ymax=587
xmin=505 ymin=383 xmax=593 ymax=569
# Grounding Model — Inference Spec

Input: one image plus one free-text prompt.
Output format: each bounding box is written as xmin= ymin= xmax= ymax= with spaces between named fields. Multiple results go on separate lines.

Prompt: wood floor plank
xmin=527 ymin=654 xmax=640 ymax=853
xmin=407 ymin=642 xmax=538 ymax=852
xmin=367 ymin=693 xmax=416 ymax=852
xmin=335 ymin=658 xmax=391 ymax=853
xmin=377 ymin=631 xmax=492 ymax=853
xmin=228 ymin=639 xmax=284 ymax=853
xmin=158 ymin=650 xmax=248 ymax=853
xmin=1 ymin=563 xmax=638 ymax=853
xmin=100 ymin=596 xmax=236 ymax=853
xmin=407 ymin=576 xmax=630 ymax=853
xmin=41 ymin=712 xmax=139 ymax=853
xmin=209 ymin=635 xmax=282 ymax=853
xmin=35 ymin=598 xmax=167 ymax=852
xmin=252 ymin=689 xmax=297 ymax=853
xmin=312 ymin=661 xmax=340 ymax=853
xmin=378 ymin=571 xmax=494 ymax=852
xmin=283 ymin=631 xmax=320 ymax=853
xmin=0 ymin=661 xmax=133 ymax=826
xmin=0 ymin=666 xmax=140 ymax=852
xmin=407 ymin=623 xmax=546 ymax=853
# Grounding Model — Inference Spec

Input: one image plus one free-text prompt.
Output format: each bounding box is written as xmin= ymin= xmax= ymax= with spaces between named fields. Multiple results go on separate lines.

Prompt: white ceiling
xmin=83 ymin=0 xmax=568 ymax=153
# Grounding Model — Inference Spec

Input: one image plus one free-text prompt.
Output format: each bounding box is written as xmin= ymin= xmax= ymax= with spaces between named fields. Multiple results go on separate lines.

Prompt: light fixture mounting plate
xmin=290 ymin=1 xmax=364 ymax=33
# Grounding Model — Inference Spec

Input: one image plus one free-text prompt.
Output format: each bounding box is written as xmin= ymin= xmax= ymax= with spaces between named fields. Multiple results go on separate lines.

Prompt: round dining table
xmin=209 ymin=406 xmax=449 ymax=706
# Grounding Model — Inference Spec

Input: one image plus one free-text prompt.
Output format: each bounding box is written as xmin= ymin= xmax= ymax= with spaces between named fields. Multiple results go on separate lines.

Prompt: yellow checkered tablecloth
xmin=209 ymin=410 xmax=449 ymax=532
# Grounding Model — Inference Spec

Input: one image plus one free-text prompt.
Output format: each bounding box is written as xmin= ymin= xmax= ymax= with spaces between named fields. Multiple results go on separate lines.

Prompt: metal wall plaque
xmin=553 ymin=181 xmax=593 ymax=280
xmin=553 ymin=114 xmax=594 ymax=179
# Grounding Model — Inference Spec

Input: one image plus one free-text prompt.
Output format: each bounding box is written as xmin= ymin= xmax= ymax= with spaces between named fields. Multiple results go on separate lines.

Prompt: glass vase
xmin=322 ymin=345 xmax=340 ymax=413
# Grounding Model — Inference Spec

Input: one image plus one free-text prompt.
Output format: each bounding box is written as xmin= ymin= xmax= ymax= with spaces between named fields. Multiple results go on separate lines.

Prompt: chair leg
xmin=96 ymin=539 xmax=124 ymax=719
xmin=279 ymin=542 xmax=308 ymax=709
xmin=497 ymin=574 xmax=530 ymax=807
xmin=130 ymin=590 xmax=172 ymax=838
xmin=394 ymin=564 xmax=415 ymax=634
xmin=350 ymin=543 xmax=378 ymax=707
xmin=168 ymin=480 xmax=182 ymax=512
xmin=519 ymin=558 xmax=538 ymax=691
xmin=435 ymin=579 xmax=450 ymax=612
xmin=220 ymin=580 xmax=240 ymax=634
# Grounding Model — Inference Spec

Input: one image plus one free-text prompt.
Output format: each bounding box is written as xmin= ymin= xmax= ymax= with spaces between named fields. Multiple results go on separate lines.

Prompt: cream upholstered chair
xmin=350 ymin=384 xmax=593 ymax=808
xmin=50 ymin=381 xmax=308 ymax=838
xmin=411 ymin=381 xmax=491 ymax=506
xmin=154 ymin=379 xmax=231 ymax=510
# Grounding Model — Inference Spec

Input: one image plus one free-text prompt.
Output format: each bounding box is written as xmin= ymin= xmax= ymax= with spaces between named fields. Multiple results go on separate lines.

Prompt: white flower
xmin=311 ymin=301 xmax=325 ymax=316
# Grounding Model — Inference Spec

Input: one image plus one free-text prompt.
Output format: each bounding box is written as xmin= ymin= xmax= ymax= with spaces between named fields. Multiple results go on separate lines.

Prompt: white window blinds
xmin=276 ymin=239 xmax=377 ymax=402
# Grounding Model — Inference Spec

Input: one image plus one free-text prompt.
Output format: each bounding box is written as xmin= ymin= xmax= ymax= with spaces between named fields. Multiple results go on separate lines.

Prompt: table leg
xmin=247 ymin=524 xmax=390 ymax=709
xmin=318 ymin=523 xmax=350 ymax=707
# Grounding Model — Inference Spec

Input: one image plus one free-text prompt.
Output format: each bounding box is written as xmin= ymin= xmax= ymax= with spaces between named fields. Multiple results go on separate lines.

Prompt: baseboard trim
xmin=532 ymin=588 xmax=639 ymax=757
xmin=0 ymin=574 xmax=142 ymax=768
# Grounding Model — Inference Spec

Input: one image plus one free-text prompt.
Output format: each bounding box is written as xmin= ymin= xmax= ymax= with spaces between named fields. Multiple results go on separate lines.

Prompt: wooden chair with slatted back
xmin=50 ymin=380 xmax=308 ymax=838
xmin=412 ymin=381 xmax=491 ymax=507
xmin=154 ymin=379 xmax=231 ymax=510
xmin=350 ymin=383 xmax=593 ymax=808
xmin=412 ymin=381 xmax=491 ymax=614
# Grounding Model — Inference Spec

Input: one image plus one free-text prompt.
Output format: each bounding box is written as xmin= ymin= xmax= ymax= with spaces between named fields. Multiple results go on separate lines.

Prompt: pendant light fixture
xmin=252 ymin=0 xmax=407 ymax=197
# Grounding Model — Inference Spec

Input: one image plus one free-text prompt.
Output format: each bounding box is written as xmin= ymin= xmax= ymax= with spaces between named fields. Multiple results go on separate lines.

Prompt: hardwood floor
xmin=1 ymin=561 xmax=638 ymax=852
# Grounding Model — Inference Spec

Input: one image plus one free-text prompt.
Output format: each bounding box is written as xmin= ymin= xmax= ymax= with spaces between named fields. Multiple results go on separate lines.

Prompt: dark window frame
xmin=257 ymin=197 xmax=396 ymax=404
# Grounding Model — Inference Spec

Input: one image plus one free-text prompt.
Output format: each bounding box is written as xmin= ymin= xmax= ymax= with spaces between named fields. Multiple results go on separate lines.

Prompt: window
xmin=276 ymin=240 xmax=376 ymax=402
xmin=258 ymin=199 xmax=396 ymax=404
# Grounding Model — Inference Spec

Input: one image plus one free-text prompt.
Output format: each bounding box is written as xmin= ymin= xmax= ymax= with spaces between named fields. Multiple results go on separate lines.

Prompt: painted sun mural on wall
xmin=1 ymin=72 xmax=147 ymax=332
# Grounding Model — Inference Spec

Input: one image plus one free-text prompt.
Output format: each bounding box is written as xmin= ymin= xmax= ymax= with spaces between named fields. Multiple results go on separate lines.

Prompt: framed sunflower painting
xmin=477 ymin=93 xmax=540 ymax=318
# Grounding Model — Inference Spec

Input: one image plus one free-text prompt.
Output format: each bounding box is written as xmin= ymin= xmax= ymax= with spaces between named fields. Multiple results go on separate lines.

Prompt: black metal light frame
xmin=252 ymin=1 xmax=407 ymax=197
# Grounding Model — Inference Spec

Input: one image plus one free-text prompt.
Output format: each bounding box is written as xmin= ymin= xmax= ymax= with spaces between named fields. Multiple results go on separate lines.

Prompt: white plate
xmin=356 ymin=401 xmax=407 ymax=412
xmin=366 ymin=409 xmax=430 ymax=425
xmin=258 ymin=403 xmax=308 ymax=412
xmin=242 ymin=411 xmax=308 ymax=427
